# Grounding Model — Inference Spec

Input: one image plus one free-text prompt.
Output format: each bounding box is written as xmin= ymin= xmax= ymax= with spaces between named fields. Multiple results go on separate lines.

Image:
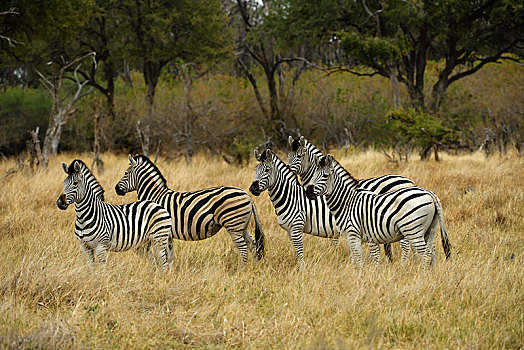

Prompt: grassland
xmin=0 ymin=151 xmax=522 ymax=349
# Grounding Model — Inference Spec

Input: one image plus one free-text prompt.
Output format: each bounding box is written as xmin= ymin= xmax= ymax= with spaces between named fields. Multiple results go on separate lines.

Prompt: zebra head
xmin=57 ymin=160 xmax=85 ymax=210
xmin=249 ymin=148 xmax=276 ymax=196
xmin=287 ymin=135 xmax=309 ymax=175
xmin=305 ymin=155 xmax=335 ymax=200
xmin=115 ymin=154 xmax=139 ymax=196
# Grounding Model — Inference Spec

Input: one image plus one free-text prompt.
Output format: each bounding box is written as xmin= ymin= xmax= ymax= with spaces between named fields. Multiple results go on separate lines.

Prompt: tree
xmin=229 ymin=0 xmax=312 ymax=143
xmin=271 ymin=0 xmax=524 ymax=113
xmin=0 ymin=0 xmax=94 ymax=81
xmin=116 ymin=0 xmax=231 ymax=114
xmin=36 ymin=53 xmax=96 ymax=168
xmin=75 ymin=1 xmax=120 ymax=119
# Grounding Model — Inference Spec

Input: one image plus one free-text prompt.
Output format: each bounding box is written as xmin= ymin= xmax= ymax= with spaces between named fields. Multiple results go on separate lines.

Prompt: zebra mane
xmin=290 ymin=137 xmax=323 ymax=158
xmin=326 ymin=156 xmax=358 ymax=183
xmin=133 ymin=154 xmax=168 ymax=187
xmin=304 ymin=139 xmax=324 ymax=158
xmin=266 ymin=150 xmax=300 ymax=184
xmin=68 ymin=159 xmax=105 ymax=201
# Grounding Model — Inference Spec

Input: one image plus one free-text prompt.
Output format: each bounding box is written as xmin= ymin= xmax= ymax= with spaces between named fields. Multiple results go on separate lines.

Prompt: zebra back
xmin=288 ymin=136 xmax=415 ymax=193
xmin=122 ymin=155 xmax=264 ymax=244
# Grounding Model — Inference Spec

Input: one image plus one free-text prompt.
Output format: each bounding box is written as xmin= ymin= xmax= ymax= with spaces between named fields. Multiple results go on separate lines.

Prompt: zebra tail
xmin=429 ymin=191 xmax=452 ymax=260
xmin=251 ymin=202 xmax=265 ymax=260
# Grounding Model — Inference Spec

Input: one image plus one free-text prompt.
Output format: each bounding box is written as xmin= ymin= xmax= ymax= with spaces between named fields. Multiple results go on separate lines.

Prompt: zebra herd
xmin=57 ymin=136 xmax=451 ymax=271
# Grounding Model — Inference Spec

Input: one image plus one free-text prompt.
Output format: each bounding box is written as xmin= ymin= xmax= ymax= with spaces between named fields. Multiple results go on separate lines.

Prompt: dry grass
xmin=0 ymin=151 xmax=523 ymax=349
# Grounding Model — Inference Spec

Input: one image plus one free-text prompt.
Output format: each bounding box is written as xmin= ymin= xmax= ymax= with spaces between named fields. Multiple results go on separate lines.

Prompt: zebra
xmin=115 ymin=154 xmax=265 ymax=265
xmin=305 ymin=154 xmax=451 ymax=269
xmin=249 ymin=148 xmax=338 ymax=270
xmin=56 ymin=160 xmax=173 ymax=271
xmin=287 ymin=135 xmax=416 ymax=262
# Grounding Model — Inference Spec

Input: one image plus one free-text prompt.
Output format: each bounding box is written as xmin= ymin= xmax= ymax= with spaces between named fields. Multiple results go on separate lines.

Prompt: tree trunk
xmin=388 ymin=64 xmax=401 ymax=109
xmin=136 ymin=121 xmax=150 ymax=156
xmin=41 ymin=110 xmax=66 ymax=168
xmin=143 ymin=60 xmax=167 ymax=117
xmin=430 ymin=78 xmax=449 ymax=114
xmin=27 ymin=127 xmax=42 ymax=171
xmin=264 ymin=67 xmax=283 ymax=139
xmin=91 ymin=113 xmax=104 ymax=174
xmin=182 ymin=65 xmax=196 ymax=165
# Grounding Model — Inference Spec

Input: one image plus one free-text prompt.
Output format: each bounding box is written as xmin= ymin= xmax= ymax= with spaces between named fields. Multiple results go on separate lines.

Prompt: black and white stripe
xmin=249 ymin=148 xmax=337 ymax=270
xmin=287 ymin=136 xmax=416 ymax=262
xmin=57 ymin=160 xmax=172 ymax=271
xmin=305 ymin=155 xmax=451 ymax=269
xmin=115 ymin=155 xmax=264 ymax=264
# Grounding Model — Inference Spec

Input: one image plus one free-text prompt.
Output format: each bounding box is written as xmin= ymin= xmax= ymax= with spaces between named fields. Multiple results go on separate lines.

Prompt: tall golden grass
xmin=0 ymin=151 xmax=522 ymax=348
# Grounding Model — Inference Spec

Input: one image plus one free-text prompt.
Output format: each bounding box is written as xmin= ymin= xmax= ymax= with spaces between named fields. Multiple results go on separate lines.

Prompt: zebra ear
xmin=254 ymin=148 xmax=261 ymax=161
xmin=299 ymin=136 xmax=306 ymax=147
xmin=265 ymin=149 xmax=274 ymax=161
xmin=73 ymin=161 xmax=81 ymax=173
xmin=128 ymin=154 xmax=137 ymax=166
xmin=61 ymin=162 xmax=69 ymax=174
xmin=326 ymin=155 xmax=335 ymax=167
xmin=313 ymin=155 xmax=322 ymax=168
xmin=288 ymin=136 xmax=294 ymax=148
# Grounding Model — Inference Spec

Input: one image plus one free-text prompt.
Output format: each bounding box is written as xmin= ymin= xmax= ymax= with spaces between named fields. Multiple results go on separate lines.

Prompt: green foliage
xmin=116 ymin=0 xmax=232 ymax=68
xmin=340 ymin=32 xmax=401 ymax=67
xmin=1 ymin=0 xmax=94 ymax=69
xmin=384 ymin=108 xmax=460 ymax=151
xmin=0 ymin=87 xmax=51 ymax=154
xmin=267 ymin=0 xmax=524 ymax=112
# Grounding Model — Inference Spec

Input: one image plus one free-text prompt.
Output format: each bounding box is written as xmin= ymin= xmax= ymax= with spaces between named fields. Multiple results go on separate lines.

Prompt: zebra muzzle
xmin=249 ymin=181 xmax=261 ymax=196
xmin=115 ymin=184 xmax=126 ymax=196
xmin=305 ymin=185 xmax=317 ymax=200
xmin=56 ymin=194 xmax=69 ymax=210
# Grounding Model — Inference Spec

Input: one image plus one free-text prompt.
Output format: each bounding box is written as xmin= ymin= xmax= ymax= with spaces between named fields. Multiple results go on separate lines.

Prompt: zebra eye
xmin=73 ymin=181 xmax=78 ymax=186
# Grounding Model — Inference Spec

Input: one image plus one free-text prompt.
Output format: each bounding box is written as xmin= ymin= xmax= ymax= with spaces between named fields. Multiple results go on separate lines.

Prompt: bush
xmin=384 ymin=108 xmax=460 ymax=160
xmin=0 ymin=87 xmax=51 ymax=155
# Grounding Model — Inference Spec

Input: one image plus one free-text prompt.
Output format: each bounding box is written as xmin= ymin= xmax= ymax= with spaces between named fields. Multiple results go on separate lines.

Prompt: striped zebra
xmin=287 ymin=136 xmax=416 ymax=262
xmin=249 ymin=148 xmax=338 ymax=270
xmin=115 ymin=154 xmax=265 ymax=264
xmin=305 ymin=155 xmax=451 ymax=269
xmin=56 ymin=160 xmax=172 ymax=271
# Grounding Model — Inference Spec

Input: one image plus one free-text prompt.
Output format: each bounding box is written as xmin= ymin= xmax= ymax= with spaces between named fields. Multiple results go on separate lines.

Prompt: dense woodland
xmin=1 ymin=0 xmax=523 ymax=165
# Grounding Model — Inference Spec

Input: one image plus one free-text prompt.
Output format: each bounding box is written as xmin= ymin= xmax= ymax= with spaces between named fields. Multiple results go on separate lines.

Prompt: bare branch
xmin=0 ymin=34 xmax=24 ymax=47
xmin=34 ymin=70 xmax=55 ymax=95
xmin=0 ymin=7 xmax=19 ymax=15
xmin=449 ymin=41 xmax=523 ymax=84
xmin=60 ymin=52 xmax=97 ymax=74
xmin=275 ymin=56 xmax=382 ymax=78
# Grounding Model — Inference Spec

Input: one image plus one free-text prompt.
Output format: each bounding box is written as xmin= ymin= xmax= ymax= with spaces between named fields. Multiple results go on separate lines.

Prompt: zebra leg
xmin=346 ymin=230 xmax=364 ymax=268
xmin=166 ymin=237 xmax=174 ymax=269
xmin=94 ymin=245 xmax=108 ymax=267
xmin=288 ymin=223 xmax=306 ymax=271
xmin=384 ymin=243 xmax=393 ymax=263
xmin=242 ymin=226 xmax=256 ymax=257
xmin=151 ymin=236 xmax=170 ymax=272
xmin=368 ymin=243 xmax=381 ymax=264
xmin=400 ymin=239 xmax=411 ymax=262
xmin=227 ymin=230 xmax=250 ymax=266
xmin=79 ymin=241 xmax=95 ymax=269
xmin=403 ymin=230 xmax=427 ymax=269
xmin=422 ymin=214 xmax=439 ymax=270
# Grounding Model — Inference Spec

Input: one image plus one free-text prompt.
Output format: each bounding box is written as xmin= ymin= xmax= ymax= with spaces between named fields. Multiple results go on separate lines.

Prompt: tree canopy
xmin=268 ymin=0 xmax=524 ymax=112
